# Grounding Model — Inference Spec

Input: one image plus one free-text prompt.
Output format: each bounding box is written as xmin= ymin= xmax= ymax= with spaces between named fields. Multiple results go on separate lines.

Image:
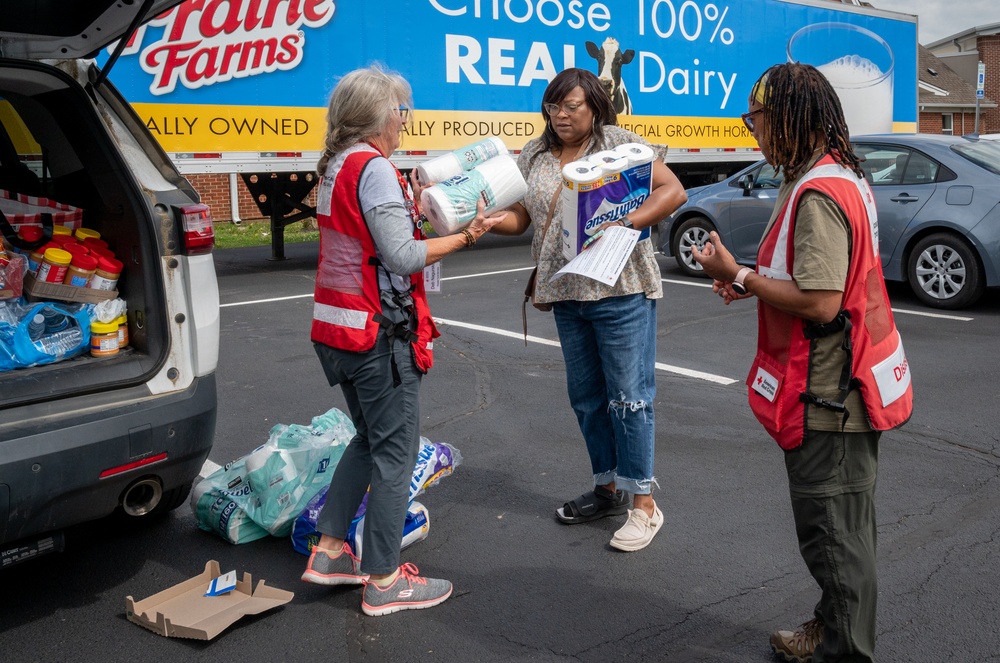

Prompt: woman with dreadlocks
xmin=692 ymin=62 xmax=913 ymax=663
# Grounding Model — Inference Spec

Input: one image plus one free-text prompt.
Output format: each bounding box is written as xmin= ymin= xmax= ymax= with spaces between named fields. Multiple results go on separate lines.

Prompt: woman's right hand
xmin=466 ymin=199 xmax=506 ymax=242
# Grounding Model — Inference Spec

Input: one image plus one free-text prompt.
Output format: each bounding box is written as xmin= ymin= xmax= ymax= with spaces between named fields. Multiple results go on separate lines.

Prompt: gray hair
xmin=316 ymin=64 xmax=413 ymax=176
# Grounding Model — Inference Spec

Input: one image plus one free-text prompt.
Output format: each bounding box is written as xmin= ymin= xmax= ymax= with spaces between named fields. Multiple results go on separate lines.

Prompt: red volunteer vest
xmin=311 ymin=143 xmax=439 ymax=372
xmin=748 ymin=156 xmax=913 ymax=449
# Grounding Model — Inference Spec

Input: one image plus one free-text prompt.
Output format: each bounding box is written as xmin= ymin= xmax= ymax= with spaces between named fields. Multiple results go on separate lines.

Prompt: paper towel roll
xmin=420 ymin=153 xmax=527 ymax=235
xmin=613 ymin=142 xmax=656 ymax=167
xmin=416 ymin=137 xmax=509 ymax=184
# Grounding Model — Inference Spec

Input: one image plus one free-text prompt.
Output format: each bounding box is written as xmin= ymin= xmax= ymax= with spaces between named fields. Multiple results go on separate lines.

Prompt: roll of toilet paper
xmin=587 ymin=150 xmax=630 ymax=174
xmin=561 ymin=160 xmax=603 ymax=185
xmin=613 ymin=142 xmax=656 ymax=167
xmin=415 ymin=137 xmax=508 ymax=184
xmin=420 ymin=153 xmax=526 ymax=235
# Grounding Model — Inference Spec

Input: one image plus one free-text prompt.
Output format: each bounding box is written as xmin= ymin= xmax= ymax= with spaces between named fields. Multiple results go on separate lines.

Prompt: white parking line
xmin=434 ymin=317 xmax=738 ymax=385
xmin=661 ymin=278 xmax=974 ymax=321
xmin=220 ymin=293 xmax=312 ymax=308
xmin=442 ymin=266 xmax=534 ymax=281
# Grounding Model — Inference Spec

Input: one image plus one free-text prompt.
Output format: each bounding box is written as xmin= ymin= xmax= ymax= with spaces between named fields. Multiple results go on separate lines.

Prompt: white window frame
xmin=941 ymin=113 xmax=954 ymax=135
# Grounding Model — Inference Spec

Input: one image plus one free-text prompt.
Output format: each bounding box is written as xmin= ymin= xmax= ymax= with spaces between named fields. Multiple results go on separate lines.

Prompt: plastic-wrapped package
xmin=191 ymin=408 xmax=355 ymax=542
xmin=291 ymin=438 xmax=461 ymax=557
xmin=0 ymin=299 xmax=93 ymax=371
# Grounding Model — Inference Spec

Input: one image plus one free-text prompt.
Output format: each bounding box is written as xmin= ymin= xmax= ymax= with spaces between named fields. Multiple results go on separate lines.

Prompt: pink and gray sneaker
xmin=361 ymin=563 xmax=452 ymax=616
xmin=301 ymin=542 xmax=368 ymax=586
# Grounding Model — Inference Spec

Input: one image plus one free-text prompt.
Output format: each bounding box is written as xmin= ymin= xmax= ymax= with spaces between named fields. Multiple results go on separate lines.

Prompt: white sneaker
xmin=610 ymin=504 xmax=663 ymax=551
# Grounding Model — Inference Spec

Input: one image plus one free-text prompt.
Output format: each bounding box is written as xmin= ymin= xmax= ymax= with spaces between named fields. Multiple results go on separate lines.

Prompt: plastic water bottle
xmin=41 ymin=308 xmax=70 ymax=333
xmin=36 ymin=327 xmax=83 ymax=357
xmin=28 ymin=314 xmax=46 ymax=341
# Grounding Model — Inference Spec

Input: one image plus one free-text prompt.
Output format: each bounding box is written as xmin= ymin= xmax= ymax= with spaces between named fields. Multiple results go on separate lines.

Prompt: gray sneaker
xmin=361 ymin=563 xmax=453 ymax=616
xmin=301 ymin=542 xmax=368 ymax=586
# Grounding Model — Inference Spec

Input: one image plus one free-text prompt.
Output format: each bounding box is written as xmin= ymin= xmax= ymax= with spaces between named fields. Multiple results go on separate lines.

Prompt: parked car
xmin=0 ymin=0 xmax=219 ymax=566
xmin=658 ymin=134 xmax=1000 ymax=309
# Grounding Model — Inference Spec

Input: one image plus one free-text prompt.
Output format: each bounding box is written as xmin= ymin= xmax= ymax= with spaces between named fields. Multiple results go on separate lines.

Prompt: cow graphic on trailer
xmin=586 ymin=37 xmax=634 ymax=115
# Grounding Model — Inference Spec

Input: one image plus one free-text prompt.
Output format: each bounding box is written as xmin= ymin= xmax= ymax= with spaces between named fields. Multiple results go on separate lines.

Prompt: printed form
xmin=550 ymin=226 xmax=640 ymax=287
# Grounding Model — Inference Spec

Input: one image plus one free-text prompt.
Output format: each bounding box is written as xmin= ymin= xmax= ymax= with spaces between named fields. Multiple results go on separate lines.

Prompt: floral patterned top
xmin=516 ymin=125 xmax=663 ymax=304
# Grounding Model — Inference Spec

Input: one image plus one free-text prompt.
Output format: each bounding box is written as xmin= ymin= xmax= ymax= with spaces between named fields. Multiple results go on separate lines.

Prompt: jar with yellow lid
xmin=36 ymin=247 xmax=73 ymax=283
xmin=74 ymin=227 xmax=101 ymax=242
xmin=90 ymin=321 xmax=120 ymax=357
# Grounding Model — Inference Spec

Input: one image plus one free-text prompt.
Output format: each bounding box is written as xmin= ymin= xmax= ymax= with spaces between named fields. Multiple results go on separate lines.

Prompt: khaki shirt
xmin=765 ymin=168 xmax=874 ymax=433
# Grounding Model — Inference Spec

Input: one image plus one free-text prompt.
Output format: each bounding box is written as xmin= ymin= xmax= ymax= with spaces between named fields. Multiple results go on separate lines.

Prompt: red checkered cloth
xmin=0 ymin=188 xmax=83 ymax=232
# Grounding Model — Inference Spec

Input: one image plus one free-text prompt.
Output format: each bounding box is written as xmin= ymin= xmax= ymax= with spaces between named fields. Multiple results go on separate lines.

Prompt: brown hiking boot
xmin=770 ymin=618 xmax=823 ymax=663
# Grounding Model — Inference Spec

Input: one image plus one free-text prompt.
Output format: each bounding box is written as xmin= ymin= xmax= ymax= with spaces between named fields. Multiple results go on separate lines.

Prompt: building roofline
xmin=926 ymin=22 xmax=1000 ymax=49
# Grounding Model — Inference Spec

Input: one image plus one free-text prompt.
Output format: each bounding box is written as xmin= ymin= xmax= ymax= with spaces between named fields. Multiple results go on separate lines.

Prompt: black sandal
xmin=555 ymin=487 xmax=630 ymax=524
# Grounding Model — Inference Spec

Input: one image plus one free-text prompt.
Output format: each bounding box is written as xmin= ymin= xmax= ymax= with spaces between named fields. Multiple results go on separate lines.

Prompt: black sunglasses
xmin=741 ymin=108 xmax=764 ymax=131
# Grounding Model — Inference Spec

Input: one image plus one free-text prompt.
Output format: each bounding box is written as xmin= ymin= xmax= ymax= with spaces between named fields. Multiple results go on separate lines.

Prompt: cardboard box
xmin=125 ymin=560 xmax=294 ymax=640
xmin=23 ymin=272 xmax=118 ymax=304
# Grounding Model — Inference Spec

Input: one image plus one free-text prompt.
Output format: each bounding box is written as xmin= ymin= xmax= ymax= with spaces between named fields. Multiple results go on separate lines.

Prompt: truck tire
xmin=906 ymin=232 xmax=984 ymax=309
xmin=672 ymin=216 xmax=715 ymax=278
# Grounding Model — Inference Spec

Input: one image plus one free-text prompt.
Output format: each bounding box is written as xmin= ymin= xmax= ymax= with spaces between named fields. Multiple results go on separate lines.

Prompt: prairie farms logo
xmin=121 ymin=0 xmax=336 ymax=95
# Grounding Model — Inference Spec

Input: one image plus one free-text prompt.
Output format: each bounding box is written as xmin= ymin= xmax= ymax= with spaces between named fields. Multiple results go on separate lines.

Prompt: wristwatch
xmin=731 ymin=267 xmax=753 ymax=295
xmin=619 ymin=217 xmax=633 ymax=228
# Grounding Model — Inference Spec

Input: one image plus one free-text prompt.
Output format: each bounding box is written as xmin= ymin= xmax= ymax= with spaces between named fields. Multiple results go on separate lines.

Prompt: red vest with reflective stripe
xmin=311 ymin=144 xmax=439 ymax=372
xmin=748 ymin=156 xmax=913 ymax=449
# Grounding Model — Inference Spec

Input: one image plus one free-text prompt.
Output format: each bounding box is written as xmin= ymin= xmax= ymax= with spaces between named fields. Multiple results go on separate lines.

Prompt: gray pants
xmin=785 ymin=429 xmax=881 ymax=663
xmin=313 ymin=326 xmax=422 ymax=576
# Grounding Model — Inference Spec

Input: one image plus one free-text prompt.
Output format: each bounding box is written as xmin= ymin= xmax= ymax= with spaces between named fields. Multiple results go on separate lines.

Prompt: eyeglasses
xmin=741 ymin=108 xmax=764 ymax=131
xmin=543 ymin=102 xmax=585 ymax=116
xmin=396 ymin=105 xmax=409 ymax=121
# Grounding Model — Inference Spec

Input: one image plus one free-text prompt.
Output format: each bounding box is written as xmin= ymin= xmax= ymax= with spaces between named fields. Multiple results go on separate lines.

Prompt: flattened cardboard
xmin=23 ymin=272 xmax=118 ymax=304
xmin=125 ymin=560 xmax=294 ymax=640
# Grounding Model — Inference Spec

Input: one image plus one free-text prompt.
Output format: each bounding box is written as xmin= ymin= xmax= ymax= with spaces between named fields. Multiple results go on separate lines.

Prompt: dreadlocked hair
xmin=756 ymin=63 xmax=865 ymax=181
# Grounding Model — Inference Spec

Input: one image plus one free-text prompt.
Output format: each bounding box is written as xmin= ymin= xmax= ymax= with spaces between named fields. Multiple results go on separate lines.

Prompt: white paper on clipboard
xmin=549 ymin=226 xmax=640 ymax=287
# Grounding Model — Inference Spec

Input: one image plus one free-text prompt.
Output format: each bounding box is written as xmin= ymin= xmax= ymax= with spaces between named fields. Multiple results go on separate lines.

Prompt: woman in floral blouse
xmin=490 ymin=68 xmax=686 ymax=551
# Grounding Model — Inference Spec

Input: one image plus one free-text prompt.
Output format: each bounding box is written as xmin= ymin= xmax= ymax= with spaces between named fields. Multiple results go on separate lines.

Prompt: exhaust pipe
xmin=121 ymin=477 xmax=163 ymax=517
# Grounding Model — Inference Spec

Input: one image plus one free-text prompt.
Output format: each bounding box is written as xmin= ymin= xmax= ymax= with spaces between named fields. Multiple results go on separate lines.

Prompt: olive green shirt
xmin=765 ymin=172 xmax=874 ymax=433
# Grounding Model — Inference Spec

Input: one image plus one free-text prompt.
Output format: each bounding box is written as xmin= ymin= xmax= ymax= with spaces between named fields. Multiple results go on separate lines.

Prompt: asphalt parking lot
xmin=2 ymin=235 xmax=999 ymax=662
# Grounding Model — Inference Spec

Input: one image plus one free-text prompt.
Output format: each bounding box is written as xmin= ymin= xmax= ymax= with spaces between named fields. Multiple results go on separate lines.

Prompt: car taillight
xmin=179 ymin=203 xmax=215 ymax=255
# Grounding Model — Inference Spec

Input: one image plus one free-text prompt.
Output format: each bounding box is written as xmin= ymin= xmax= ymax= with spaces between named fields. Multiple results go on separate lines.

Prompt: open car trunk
xmin=0 ymin=59 xmax=191 ymax=408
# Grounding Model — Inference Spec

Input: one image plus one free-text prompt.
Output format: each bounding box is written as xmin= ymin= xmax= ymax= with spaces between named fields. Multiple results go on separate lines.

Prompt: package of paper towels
xmin=415 ymin=137 xmax=508 ymax=184
xmin=420 ymin=153 xmax=526 ymax=235
xmin=561 ymin=142 xmax=655 ymax=259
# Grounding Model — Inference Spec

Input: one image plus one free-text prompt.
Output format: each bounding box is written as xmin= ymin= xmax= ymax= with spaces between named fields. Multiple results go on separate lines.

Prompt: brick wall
xmin=920 ymin=112 xmax=982 ymax=135
xmin=186 ymin=173 xmax=319 ymax=224
xmin=980 ymin=34 xmax=1000 ymax=134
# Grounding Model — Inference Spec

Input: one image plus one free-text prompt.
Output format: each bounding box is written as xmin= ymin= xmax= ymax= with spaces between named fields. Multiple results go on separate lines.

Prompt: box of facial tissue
xmin=561 ymin=143 xmax=654 ymax=260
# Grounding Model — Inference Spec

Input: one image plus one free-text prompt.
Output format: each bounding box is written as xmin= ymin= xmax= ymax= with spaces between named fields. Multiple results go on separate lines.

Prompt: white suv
xmin=0 ymin=0 xmax=219 ymax=566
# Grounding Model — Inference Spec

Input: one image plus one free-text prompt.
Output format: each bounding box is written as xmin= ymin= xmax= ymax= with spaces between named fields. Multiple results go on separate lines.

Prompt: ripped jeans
xmin=553 ymin=293 xmax=657 ymax=495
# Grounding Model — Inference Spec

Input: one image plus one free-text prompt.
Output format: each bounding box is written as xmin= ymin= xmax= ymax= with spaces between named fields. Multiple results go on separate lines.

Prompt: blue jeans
xmin=553 ymin=294 xmax=657 ymax=495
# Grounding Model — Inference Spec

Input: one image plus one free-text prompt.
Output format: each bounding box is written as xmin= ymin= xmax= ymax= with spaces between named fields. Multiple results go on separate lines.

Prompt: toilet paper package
xmin=415 ymin=137 xmax=508 ymax=184
xmin=560 ymin=142 xmax=654 ymax=260
xmin=421 ymin=153 xmax=527 ymax=236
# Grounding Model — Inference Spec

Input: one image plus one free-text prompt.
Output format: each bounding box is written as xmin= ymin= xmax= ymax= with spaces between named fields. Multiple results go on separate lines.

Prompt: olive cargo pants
xmin=784 ymin=430 xmax=881 ymax=663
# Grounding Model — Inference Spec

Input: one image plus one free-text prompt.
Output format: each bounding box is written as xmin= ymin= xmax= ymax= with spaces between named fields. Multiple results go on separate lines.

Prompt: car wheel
xmin=906 ymin=233 xmax=984 ymax=309
xmin=672 ymin=216 xmax=715 ymax=277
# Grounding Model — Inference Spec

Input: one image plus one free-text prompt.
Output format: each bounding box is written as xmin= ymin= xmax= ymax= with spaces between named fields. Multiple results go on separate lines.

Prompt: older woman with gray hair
xmin=300 ymin=64 xmax=502 ymax=616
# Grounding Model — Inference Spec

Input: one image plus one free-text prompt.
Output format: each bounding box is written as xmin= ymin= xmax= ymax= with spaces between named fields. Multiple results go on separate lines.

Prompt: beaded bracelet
xmin=460 ymin=228 xmax=476 ymax=247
